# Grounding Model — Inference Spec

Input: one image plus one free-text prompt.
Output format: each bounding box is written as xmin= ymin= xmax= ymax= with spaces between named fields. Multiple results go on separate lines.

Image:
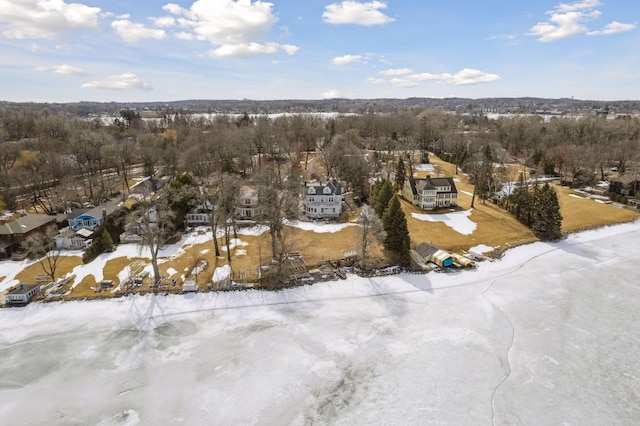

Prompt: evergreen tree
xmin=395 ymin=157 xmax=406 ymax=191
xmin=374 ymin=179 xmax=394 ymax=218
xmin=532 ymin=183 xmax=563 ymax=241
xmin=368 ymin=179 xmax=384 ymax=205
xmin=382 ymin=195 xmax=411 ymax=266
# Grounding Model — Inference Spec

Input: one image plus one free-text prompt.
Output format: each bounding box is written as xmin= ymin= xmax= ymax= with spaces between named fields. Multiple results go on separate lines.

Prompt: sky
xmin=0 ymin=0 xmax=638 ymax=102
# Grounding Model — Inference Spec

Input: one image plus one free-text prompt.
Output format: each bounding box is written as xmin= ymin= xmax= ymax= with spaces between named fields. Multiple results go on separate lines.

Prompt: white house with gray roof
xmin=304 ymin=180 xmax=343 ymax=219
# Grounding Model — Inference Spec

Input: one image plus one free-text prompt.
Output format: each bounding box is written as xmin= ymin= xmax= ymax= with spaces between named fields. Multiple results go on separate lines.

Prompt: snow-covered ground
xmin=412 ymin=209 xmax=477 ymax=235
xmin=1 ymin=221 xmax=640 ymax=425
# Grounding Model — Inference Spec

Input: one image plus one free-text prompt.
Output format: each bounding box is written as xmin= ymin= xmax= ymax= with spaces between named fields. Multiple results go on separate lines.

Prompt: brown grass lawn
xmin=555 ymin=186 xmax=639 ymax=232
xmin=14 ymin=255 xmax=82 ymax=285
xmin=404 ymin=154 xmax=639 ymax=254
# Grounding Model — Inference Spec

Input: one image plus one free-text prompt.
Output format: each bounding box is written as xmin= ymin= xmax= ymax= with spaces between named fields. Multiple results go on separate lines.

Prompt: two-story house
xmin=186 ymin=201 xmax=214 ymax=227
xmin=304 ymin=180 xmax=343 ymax=219
xmin=402 ymin=176 xmax=458 ymax=210
xmin=236 ymin=186 xmax=260 ymax=222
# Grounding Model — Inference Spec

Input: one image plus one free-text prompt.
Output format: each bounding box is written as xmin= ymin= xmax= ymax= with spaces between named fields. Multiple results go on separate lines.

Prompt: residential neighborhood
xmin=1 ymin=104 xmax=639 ymax=306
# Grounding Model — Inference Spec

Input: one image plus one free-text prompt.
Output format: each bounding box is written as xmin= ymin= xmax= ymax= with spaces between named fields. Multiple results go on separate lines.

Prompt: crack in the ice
xmin=482 ymin=278 xmax=515 ymax=426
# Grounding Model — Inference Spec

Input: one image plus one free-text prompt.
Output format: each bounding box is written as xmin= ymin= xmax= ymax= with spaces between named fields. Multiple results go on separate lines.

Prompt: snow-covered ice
xmin=1 ymin=221 xmax=640 ymax=424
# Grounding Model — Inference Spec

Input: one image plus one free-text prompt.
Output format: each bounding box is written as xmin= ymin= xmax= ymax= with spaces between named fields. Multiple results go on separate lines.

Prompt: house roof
xmin=7 ymin=284 xmax=40 ymax=295
xmin=408 ymin=177 xmax=458 ymax=194
xmin=76 ymin=228 xmax=94 ymax=238
xmin=0 ymin=214 xmax=56 ymax=236
xmin=306 ymin=180 xmax=343 ymax=196
xmin=414 ymin=242 xmax=442 ymax=259
xmin=81 ymin=201 xmax=120 ymax=220
xmin=67 ymin=208 xmax=90 ymax=220
xmin=239 ymin=185 xmax=258 ymax=199
xmin=56 ymin=227 xmax=76 ymax=239
xmin=610 ymin=175 xmax=639 ymax=185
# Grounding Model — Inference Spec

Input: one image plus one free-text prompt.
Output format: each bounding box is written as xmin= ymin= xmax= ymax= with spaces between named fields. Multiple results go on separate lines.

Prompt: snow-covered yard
xmin=1 ymin=221 xmax=639 ymax=424
xmin=412 ymin=209 xmax=477 ymax=235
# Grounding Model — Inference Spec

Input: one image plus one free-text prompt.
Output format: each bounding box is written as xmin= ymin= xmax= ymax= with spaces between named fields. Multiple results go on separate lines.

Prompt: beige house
xmin=402 ymin=176 xmax=458 ymax=210
xmin=236 ymin=186 xmax=260 ymax=221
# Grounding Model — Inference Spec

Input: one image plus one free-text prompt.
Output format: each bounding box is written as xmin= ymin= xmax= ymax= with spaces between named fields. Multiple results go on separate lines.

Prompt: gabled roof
xmin=67 ymin=208 xmax=90 ymax=220
xmin=414 ymin=242 xmax=442 ymax=259
xmin=239 ymin=185 xmax=258 ymax=199
xmin=79 ymin=201 xmax=120 ymax=220
xmin=0 ymin=214 xmax=56 ymax=236
xmin=306 ymin=180 xmax=343 ymax=196
xmin=408 ymin=176 xmax=458 ymax=194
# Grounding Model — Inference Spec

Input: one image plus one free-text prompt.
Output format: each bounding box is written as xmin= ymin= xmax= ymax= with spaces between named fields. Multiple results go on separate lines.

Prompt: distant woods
xmin=0 ymin=107 xmax=638 ymax=216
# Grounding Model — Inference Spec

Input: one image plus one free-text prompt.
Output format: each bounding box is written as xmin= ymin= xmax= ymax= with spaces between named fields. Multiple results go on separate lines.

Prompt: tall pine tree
xmin=532 ymin=183 xmax=563 ymax=241
xmin=395 ymin=157 xmax=406 ymax=191
xmin=374 ymin=179 xmax=394 ymax=218
xmin=382 ymin=195 xmax=411 ymax=266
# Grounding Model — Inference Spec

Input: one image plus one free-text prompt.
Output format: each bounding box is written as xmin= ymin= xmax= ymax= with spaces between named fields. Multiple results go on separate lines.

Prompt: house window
xmin=309 ymin=197 xmax=315 ymax=202
xmin=243 ymin=198 xmax=252 ymax=205
xmin=328 ymin=197 xmax=334 ymax=203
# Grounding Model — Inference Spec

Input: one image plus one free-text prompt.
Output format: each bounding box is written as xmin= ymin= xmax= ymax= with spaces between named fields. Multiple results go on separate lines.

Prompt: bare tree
xmin=358 ymin=205 xmax=386 ymax=269
xmin=131 ymin=198 xmax=175 ymax=285
xmin=23 ymin=225 xmax=63 ymax=283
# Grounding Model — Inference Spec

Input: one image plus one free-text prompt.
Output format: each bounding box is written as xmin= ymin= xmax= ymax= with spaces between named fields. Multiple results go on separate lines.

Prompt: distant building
xmin=5 ymin=284 xmax=40 ymax=305
xmin=0 ymin=214 xmax=57 ymax=258
xmin=402 ymin=176 xmax=458 ymax=210
xmin=304 ymin=180 xmax=343 ymax=219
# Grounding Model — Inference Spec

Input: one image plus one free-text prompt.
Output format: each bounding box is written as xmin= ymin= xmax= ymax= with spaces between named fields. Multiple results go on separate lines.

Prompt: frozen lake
xmin=1 ymin=221 xmax=639 ymax=425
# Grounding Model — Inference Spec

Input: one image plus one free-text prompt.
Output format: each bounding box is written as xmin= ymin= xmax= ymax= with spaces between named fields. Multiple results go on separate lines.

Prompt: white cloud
xmin=486 ymin=34 xmax=518 ymax=44
xmin=332 ymin=54 xmax=363 ymax=65
xmin=209 ymin=42 xmax=298 ymax=58
xmin=0 ymin=0 xmax=101 ymax=39
xmin=555 ymin=0 xmax=601 ymax=13
xmin=589 ymin=21 xmax=637 ymax=35
xmin=390 ymin=78 xmax=418 ymax=88
xmin=528 ymin=0 xmax=634 ymax=42
xmin=379 ymin=68 xmax=412 ymax=76
xmin=81 ymin=72 xmax=152 ymax=91
xmin=409 ymin=68 xmax=501 ymax=85
xmin=369 ymin=68 xmax=501 ymax=87
xmin=321 ymin=89 xmax=342 ymax=99
xmin=365 ymin=77 xmax=385 ymax=85
xmin=156 ymin=0 xmax=298 ymax=58
xmin=34 ymin=64 xmax=88 ymax=76
xmin=150 ymin=16 xmax=177 ymax=28
xmin=323 ymin=1 xmax=394 ymax=26
xmin=111 ymin=20 xmax=166 ymax=43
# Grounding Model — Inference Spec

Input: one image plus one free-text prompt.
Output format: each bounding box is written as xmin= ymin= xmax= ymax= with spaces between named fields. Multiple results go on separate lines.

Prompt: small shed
xmin=213 ymin=265 xmax=232 ymax=290
xmin=6 ymin=284 xmax=40 ymax=305
xmin=414 ymin=242 xmax=453 ymax=268
xmin=99 ymin=280 xmax=114 ymax=290
xmin=183 ymin=279 xmax=198 ymax=292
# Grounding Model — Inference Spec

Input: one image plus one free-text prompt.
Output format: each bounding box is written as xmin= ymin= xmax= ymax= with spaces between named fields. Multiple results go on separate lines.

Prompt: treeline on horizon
xmin=2 ymin=96 xmax=640 ymax=117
